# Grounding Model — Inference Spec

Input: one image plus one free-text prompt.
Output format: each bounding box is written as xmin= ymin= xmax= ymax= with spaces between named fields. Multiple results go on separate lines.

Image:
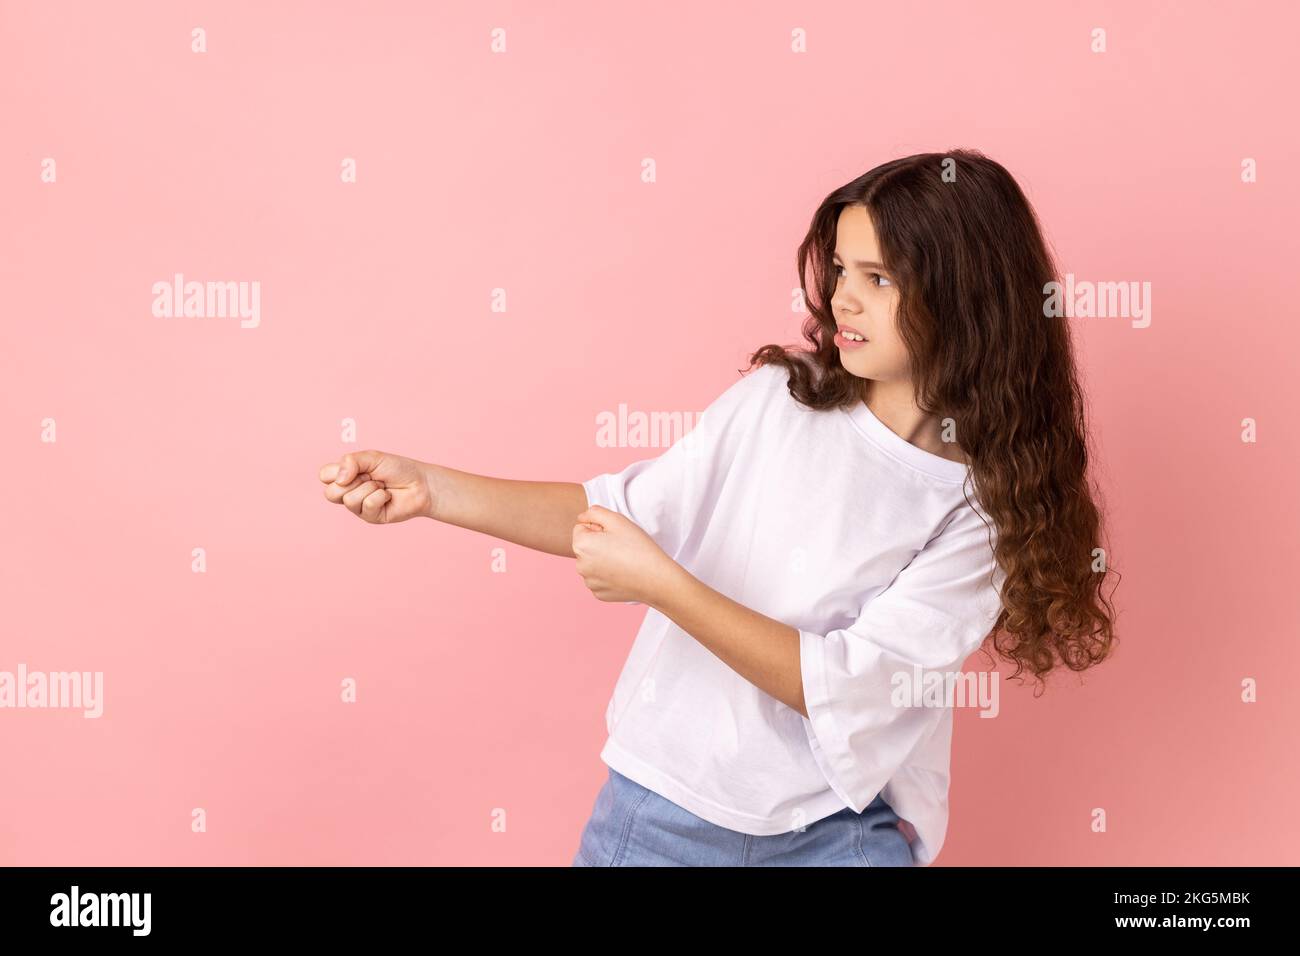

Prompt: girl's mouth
xmin=834 ymin=328 xmax=868 ymax=350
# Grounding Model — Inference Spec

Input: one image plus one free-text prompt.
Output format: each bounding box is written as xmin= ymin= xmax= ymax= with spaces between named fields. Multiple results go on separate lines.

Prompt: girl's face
xmin=829 ymin=204 xmax=910 ymax=385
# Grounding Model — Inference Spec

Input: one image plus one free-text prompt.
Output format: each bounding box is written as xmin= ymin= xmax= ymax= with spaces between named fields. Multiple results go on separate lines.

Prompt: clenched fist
xmin=318 ymin=450 xmax=435 ymax=524
xmin=572 ymin=504 xmax=680 ymax=605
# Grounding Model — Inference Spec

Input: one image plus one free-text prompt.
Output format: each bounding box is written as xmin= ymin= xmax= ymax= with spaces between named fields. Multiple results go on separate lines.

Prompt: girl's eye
xmin=833 ymin=262 xmax=892 ymax=288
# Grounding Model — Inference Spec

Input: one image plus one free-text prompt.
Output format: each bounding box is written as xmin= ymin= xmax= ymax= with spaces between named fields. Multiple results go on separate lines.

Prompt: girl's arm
xmin=651 ymin=563 xmax=807 ymax=717
xmin=573 ymin=503 xmax=806 ymax=715
xmin=424 ymin=461 xmax=589 ymax=559
xmin=319 ymin=449 xmax=589 ymax=559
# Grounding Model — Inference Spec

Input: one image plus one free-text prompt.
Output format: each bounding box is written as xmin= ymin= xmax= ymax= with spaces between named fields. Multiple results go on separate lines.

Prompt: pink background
xmin=2 ymin=0 xmax=1298 ymax=866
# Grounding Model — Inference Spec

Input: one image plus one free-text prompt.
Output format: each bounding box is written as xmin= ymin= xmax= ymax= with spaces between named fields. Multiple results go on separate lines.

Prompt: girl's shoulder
xmin=706 ymin=361 xmax=789 ymax=411
xmin=732 ymin=360 xmax=796 ymax=403
xmin=744 ymin=361 xmax=792 ymax=388
xmin=686 ymin=362 xmax=792 ymax=455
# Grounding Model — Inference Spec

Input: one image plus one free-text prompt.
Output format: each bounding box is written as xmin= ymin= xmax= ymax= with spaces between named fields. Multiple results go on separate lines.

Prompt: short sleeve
xmin=581 ymin=364 xmax=778 ymax=560
xmin=798 ymin=504 xmax=1005 ymax=815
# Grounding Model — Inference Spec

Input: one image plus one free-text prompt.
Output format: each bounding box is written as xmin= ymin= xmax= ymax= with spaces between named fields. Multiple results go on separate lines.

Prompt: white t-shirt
xmin=582 ymin=361 xmax=1005 ymax=866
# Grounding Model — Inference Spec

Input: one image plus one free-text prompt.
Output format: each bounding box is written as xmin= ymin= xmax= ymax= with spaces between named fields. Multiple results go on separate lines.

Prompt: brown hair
xmin=749 ymin=149 xmax=1118 ymax=691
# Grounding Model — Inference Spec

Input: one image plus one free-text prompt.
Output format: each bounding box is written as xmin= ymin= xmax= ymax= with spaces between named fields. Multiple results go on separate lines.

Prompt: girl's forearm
xmin=420 ymin=462 xmax=589 ymax=558
xmin=650 ymin=564 xmax=808 ymax=718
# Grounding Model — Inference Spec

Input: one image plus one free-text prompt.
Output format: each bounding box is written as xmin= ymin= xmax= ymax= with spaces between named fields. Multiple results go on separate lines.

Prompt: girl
xmin=318 ymin=149 xmax=1118 ymax=867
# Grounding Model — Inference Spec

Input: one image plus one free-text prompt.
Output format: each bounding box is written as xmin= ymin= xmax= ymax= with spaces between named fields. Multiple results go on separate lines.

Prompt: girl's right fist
xmin=318 ymin=450 xmax=434 ymax=524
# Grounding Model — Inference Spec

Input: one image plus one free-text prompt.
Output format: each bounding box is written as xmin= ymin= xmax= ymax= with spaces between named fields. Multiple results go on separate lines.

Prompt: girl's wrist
xmin=645 ymin=558 xmax=694 ymax=615
xmin=419 ymin=460 xmax=444 ymax=521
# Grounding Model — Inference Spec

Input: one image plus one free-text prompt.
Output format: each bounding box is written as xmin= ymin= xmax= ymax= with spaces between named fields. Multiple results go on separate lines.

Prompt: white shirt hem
xmin=599 ymin=736 xmax=851 ymax=836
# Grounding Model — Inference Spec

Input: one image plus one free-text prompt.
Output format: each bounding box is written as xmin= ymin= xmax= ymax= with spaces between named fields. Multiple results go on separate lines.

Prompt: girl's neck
xmin=861 ymin=378 xmax=971 ymax=466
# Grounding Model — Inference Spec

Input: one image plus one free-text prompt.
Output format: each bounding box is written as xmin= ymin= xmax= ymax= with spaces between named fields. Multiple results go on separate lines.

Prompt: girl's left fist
xmin=572 ymin=505 xmax=678 ymax=605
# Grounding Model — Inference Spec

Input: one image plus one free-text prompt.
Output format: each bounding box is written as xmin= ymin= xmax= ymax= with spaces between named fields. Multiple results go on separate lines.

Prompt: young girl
xmin=318 ymin=149 xmax=1118 ymax=867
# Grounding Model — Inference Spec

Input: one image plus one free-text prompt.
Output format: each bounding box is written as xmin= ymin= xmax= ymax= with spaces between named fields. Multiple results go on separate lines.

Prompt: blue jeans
xmin=572 ymin=766 xmax=914 ymax=867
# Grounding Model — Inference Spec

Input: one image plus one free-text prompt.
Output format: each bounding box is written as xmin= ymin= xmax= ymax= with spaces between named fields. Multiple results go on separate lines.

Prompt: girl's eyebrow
xmin=832 ymin=253 xmax=890 ymax=273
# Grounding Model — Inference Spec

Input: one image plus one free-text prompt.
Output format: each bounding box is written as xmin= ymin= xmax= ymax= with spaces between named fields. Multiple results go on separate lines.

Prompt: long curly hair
xmin=748 ymin=149 xmax=1118 ymax=692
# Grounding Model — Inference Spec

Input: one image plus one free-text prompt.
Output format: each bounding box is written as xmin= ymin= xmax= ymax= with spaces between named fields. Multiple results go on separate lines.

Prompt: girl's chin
xmin=839 ymin=354 xmax=876 ymax=375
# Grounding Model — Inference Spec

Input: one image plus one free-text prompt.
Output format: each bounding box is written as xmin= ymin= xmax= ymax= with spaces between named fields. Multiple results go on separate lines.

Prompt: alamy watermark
xmin=0 ymin=664 xmax=103 ymax=718
xmin=1043 ymin=273 xmax=1151 ymax=328
xmin=50 ymin=885 xmax=150 ymax=936
xmin=595 ymin=405 xmax=702 ymax=448
xmin=891 ymin=665 xmax=999 ymax=717
xmin=152 ymin=273 xmax=261 ymax=328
